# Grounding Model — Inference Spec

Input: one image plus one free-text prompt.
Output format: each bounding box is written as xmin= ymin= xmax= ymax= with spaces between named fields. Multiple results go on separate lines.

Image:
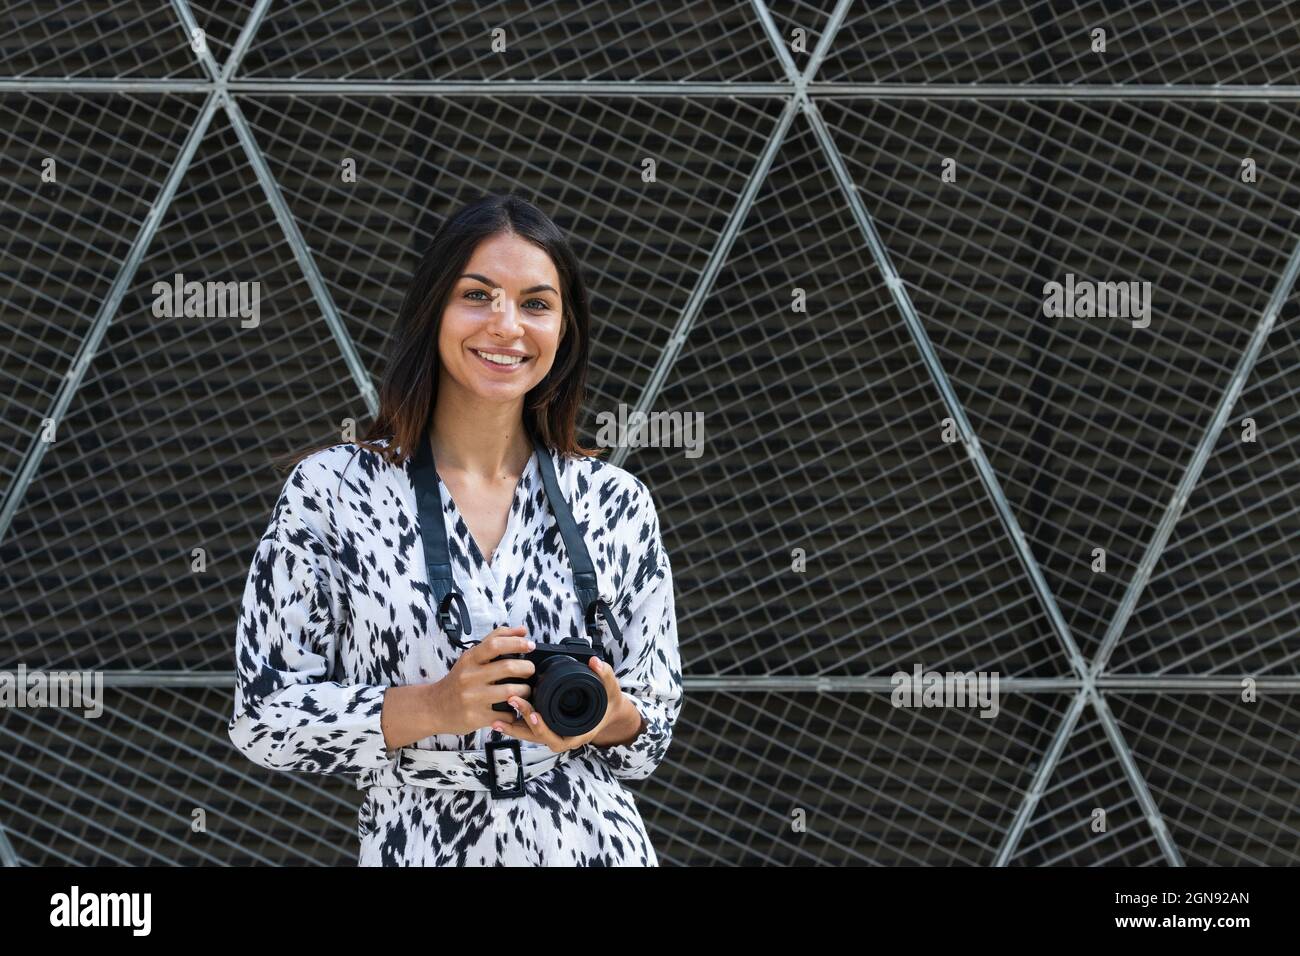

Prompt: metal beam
xmin=0 ymin=79 xmax=217 ymax=93
xmin=1090 ymin=240 xmax=1300 ymax=676
xmin=222 ymin=92 xmax=379 ymax=417
xmin=219 ymin=0 xmax=272 ymax=81
xmin=1090 ymin=688 xmax=1186 ymax=865
xmin=749 ymin=0 xmax=1179 ymax=869
xmin=794 ymin=72 xmax=1091 ymax=684
xmin=608 ymin=100 xmax=799 ymax=466
xmin=0 ymin=823 xmax=19 ymax=867
xmin=812 ymin=83 xmax=1300 ymax=100
xmin=170 ymin=0 xmax=222 ymax=82
xmin=38 ymin=669 xmax=1300 ymax=691
xmin=7 ymin=79 xmax=1300 ymax=99
xmin=993 ymin=688 xmax=1089 ymax=866
xmin=0 ymin=93 xmax=221 ymax=547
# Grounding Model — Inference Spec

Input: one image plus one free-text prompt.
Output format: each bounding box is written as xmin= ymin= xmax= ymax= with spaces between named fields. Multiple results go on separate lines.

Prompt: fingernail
xmin=530 ymin=714 xmax=538 ymax=725
xmin=527 ymin=640 xmax=535 ymax=650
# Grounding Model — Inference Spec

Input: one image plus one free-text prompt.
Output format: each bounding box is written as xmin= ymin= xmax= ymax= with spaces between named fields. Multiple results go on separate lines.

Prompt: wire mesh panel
xmin=2 ymin=106 xmax=365 ymax=672
xmin=231 ymin=92 xmax=790 ymax=411
xmin=1 ymin=0 xmax=1298 ymax=867
xmin=626 ymin=108 xmax=1071 ymax=678
xmin=1105 ymin=691 xmax=1300 ymax=865
xmin=635 ymin=689 xmax=1072 ymax=866
xmin=0 ymin=92 xmax=206 ymax=497
xmin=1112 ymin=298 xmax=1300 ymax=675
xmin=818 ymin=95 xmax=1300 ymax=661
xmin=817 ymin=2 xmax=1300 ymax=85
xmin=1008 ymin=698 xmax=1167 ymax=867
xmin=0 ymin=687 xmax=361 ymax=865
xmin=0 ymin=2 xmax=205 ymax=78
xmin=237 ymin=1 xmax=791 ymax=81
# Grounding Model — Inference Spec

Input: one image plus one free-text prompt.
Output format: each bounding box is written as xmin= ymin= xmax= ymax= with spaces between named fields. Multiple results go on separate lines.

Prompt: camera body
xmin=492 ymin=637 xmax=614 ymax=737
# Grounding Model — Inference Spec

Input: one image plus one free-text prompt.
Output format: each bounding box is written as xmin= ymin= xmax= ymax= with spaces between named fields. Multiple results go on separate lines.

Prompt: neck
xmin=428 ymin=382 xmax=532 ymax=479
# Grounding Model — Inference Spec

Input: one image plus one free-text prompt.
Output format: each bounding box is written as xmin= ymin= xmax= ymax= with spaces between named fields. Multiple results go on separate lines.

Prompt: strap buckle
xmin=484 ymin=738 xmax=525 ymax=799
xmin=585 ymin=597 xmax=620 ymax=647
xmin=437 ymin=590 xmax=470 ymax=637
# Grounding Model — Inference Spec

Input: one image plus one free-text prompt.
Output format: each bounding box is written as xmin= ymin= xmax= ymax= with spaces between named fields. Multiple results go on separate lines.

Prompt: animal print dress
xmin=227 ymin=437 xmax=682 ymax=866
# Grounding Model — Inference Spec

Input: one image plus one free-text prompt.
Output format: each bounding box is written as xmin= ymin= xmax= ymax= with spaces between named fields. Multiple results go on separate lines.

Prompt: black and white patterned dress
xmin=227 ymin=437 xmax=682 ymax=866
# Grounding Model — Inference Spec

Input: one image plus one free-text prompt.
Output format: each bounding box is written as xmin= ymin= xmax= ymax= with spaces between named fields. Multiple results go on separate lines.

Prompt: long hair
xmin=273 ymin=193 xmax=603 ymax=488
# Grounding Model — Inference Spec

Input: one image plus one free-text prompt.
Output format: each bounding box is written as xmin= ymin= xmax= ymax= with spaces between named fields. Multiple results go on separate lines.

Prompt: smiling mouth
xmin=470 ymin=348 xmax=530 ymax=368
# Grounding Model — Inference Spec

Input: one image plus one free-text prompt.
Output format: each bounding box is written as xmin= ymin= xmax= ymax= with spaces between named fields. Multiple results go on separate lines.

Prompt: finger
xmin=490 ymin=718 xmax=532 ymax=742
xmin=480 ymin=658 xmax=536 ymax=683
xmin=484 ymin=682 xmax=532 ymax=705
xmin=491 ymin=696 xmax=539 ymax=742
xmin=475 ymin=629 xmax=534 ymax=662
xmin=482 ymin=686 xmax=530 ymax=728
xmin=590 ymin=656 xmax=621 ymax=697
xmin=514 ymin=696 xmax=566 ymax=752
xmin=459 ymin=630 xmax=525 ymax=665
xmin=492 ymin=695 xmax=541 ymax=742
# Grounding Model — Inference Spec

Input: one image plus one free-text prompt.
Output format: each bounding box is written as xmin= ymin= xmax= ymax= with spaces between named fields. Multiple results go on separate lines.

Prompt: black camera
xmin=492 ymin=638 xmax=614 ymax=737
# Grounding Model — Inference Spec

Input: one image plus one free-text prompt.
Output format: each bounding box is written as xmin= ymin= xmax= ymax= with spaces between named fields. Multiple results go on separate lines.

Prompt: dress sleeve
xmin=589 ymin=478 xmax=684 ymax=781
xmin=227 ymin=458 xmax=396 ymax=775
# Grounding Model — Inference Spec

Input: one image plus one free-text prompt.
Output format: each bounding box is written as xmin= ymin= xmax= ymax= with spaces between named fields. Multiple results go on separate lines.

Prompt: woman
xmin=227 ymin=194 xmax=683 ymax=866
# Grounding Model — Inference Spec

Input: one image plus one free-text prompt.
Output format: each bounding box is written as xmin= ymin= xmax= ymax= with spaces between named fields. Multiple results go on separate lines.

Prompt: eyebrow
xmin=458 ymin=273 xmax=558 ymax=296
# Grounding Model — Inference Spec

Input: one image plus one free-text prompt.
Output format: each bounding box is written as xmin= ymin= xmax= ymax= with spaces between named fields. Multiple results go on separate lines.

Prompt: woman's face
xmin=437 ymin=231 xmax=565 ymax=406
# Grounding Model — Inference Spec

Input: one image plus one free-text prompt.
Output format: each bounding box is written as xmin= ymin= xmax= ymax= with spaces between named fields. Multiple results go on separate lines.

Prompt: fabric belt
xmin=355 ymin=739 xmax=579 ymax=799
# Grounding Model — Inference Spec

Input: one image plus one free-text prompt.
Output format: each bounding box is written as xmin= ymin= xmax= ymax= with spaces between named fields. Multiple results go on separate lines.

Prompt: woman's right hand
xmin=425 ymin=626 xmax=537 ymax=736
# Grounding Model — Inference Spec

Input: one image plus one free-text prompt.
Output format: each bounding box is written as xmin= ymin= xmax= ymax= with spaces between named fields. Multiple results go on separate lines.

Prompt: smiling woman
xmin=227 ymin=194 xmax=683 ymax=867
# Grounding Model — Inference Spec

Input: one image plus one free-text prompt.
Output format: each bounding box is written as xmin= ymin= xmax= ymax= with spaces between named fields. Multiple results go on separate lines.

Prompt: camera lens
xmin=559 ymin=688 xmax=585 ymax=717
xmin=533 ymin=655 xmax=607 ymax=736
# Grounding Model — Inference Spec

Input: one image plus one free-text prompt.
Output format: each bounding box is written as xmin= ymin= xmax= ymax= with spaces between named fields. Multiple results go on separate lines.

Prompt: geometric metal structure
xmin=2 ymin=0 xmax=1298 ymax=865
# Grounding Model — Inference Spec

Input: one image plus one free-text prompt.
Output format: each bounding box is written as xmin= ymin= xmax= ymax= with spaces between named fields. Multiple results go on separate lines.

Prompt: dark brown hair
xmin=273 ymin=192 xmax=603 ymax=487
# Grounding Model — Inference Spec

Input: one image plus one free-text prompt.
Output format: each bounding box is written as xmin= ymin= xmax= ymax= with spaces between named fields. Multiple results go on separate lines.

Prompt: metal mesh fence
xmin=1 ymin=0 xmax=1298 ymax=866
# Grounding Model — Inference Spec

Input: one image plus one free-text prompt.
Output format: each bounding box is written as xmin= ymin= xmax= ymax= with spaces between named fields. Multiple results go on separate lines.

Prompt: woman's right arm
xmin=227 ymin=463 xmax=398 ymax=774
xmin=378 ymin=631 xmax=535 ymax=748
xmin=227 ymin=461 xmax=536 ymax=769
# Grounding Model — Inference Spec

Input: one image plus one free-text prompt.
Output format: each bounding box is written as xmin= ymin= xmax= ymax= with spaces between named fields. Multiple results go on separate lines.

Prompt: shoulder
xmin=559 ymin=451 xmax=663 ymax=541
xmin=272 ymin=438 xmax=399 ymax=531
xmin=289 ymin=438 xmax=400 ymax=491
xmin=563 ymin=454 xmax=672 ymax=595
xmin=559 ymin=451 xmax=653 ymax=506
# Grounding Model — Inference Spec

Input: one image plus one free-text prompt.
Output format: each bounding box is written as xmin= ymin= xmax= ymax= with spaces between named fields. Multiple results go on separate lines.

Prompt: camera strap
xmin=409 ymin=428 xmax=472 ymax=648
xmin=408 ymin=426 xmax=620 ymax=653
xmin=529 ymin=430 xmax=621 ymax=651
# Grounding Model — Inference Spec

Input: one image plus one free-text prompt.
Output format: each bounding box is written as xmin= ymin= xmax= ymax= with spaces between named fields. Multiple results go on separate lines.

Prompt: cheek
xmin=540 ymin=317 xmax=565 ymax=356
xmin=438 ymin=310 xmax=473 ymax=352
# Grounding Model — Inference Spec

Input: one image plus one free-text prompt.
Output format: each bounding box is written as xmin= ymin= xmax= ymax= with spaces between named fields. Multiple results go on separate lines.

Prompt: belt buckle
xmin=485 ymin=738 xmax=525 ymax=799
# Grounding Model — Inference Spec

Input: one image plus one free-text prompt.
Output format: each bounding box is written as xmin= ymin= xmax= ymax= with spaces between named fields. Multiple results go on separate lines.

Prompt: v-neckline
xmin=441 ymin=452 xmax=538 ymax=577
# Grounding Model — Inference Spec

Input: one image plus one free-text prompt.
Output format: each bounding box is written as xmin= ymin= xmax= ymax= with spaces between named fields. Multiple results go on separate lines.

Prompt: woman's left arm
xmin=493 ymin=477 xmax=684 ymax=778
xmin=587 ymin=481 xmax=683 ymax=781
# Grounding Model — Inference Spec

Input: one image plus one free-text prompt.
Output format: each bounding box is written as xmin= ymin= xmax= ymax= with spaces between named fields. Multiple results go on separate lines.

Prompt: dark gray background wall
xmin=2 ymin=1 xmax=1298 ymax=866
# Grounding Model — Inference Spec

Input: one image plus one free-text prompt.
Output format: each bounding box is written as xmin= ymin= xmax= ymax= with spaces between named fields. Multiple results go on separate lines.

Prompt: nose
xmin=485 ymin=296 xmax=524 ymax=335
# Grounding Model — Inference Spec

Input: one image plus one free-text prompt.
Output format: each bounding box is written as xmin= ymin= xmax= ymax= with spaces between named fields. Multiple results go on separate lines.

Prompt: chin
xmin=463 ymin=374 xmax=538 ymax=402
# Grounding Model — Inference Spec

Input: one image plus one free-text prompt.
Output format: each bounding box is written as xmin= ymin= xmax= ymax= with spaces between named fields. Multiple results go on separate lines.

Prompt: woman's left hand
xmin=490 ymin=656 xmax=638 ymax=752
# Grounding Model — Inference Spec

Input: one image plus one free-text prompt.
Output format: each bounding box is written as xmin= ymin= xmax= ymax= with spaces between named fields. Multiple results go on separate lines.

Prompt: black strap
xmin=409 ymin=429 xmax=472 ymax=647
xmin=409 ymin=428 xmax=620 ymax=651
xmin=529 ymin=431 xmax=621 ymax=650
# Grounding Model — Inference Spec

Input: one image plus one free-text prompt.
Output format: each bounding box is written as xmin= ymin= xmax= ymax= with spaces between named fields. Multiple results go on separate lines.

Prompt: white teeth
xmin=473 ymin=349 xmax=525 ymax=366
